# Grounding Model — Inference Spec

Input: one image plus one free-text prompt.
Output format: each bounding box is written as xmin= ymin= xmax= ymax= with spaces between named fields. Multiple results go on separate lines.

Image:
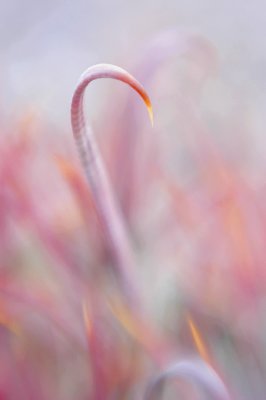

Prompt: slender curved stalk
xmin=144 ymin=358 xmax=231 ymax=400
xmin=71 ymin=64 xmax=153 ymax=303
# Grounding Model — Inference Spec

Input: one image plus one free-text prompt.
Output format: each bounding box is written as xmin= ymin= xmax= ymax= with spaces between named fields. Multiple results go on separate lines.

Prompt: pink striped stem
xmin=71 ymin=64 xmax=153 ymax=304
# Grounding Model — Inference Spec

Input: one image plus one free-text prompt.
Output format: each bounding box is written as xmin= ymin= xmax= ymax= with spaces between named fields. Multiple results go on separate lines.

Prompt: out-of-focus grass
xmin=0 ymin=29 xmax=265 ymax=399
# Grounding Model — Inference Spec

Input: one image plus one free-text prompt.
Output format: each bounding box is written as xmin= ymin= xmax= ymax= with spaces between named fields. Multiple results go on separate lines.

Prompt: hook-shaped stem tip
xmin=71 ymin=63 xmax=153 ymax=136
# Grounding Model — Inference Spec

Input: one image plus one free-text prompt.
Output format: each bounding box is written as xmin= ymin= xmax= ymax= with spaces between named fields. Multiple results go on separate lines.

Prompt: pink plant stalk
xmin=145 ymin=358 xmax=230 ymax=400
xmin=71 ymin=64 xmax=153 ymax=305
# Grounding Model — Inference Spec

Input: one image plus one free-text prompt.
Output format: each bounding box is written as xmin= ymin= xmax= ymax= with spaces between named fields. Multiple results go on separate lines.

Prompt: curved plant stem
xmin=144 ymin=358 xmax=231 ymax=400
xmin=71 ymin=63 xmax=153 ymax=304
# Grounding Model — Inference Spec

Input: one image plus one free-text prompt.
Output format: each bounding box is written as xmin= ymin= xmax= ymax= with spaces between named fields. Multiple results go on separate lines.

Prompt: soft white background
xmin=1 ymin=0 xmax=265 ymax=129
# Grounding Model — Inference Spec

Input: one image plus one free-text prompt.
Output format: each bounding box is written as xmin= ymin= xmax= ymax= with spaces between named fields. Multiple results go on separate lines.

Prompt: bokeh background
xmin=1 ymin=1 xmax=266 ymax=399
xmin=2 ymin=0 xmax=266 ymax=126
